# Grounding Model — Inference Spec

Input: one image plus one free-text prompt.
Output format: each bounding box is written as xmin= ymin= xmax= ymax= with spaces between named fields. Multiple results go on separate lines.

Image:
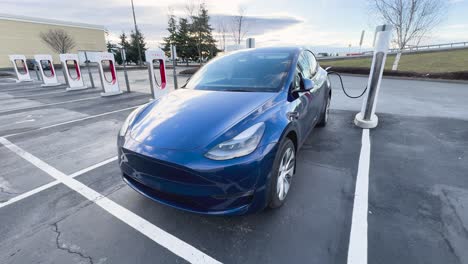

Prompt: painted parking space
xmin=71 ymin=110 xmax=361 ymax=264
xmin=6 ymin=114 xmax=126 ymax=174
xmin=0 ymin=182 xmax=187 ymax=264
xmin=0 ymin=93 xmax=149 ymax=137
xmin=0 ymin=145 xmax=55 ymax=202
xmin=368 ymin=113 xmax=468 ymax=264
xmin=0 ymin=104 xmax=361 ymax=264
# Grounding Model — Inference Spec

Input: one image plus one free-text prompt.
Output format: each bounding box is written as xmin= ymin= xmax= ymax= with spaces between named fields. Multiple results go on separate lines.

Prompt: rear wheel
xmin=268 ymin=138 xmax=296 ymax=209
xmin=316 ymin=93 xmax=331 ymax=127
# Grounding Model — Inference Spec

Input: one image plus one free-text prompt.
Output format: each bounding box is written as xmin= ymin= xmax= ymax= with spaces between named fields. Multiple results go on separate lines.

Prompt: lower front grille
xmin=123 ymin=173 xmax=253 ymax=213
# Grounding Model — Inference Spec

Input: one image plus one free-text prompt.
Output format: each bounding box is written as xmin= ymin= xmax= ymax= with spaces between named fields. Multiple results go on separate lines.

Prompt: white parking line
xmin=0 ymin=156 xmax=117 ymax=209
xmin=3 ymin=105 xmax=139 ymax=138
xmin=0 ymin=137 xmax=221 ymax=264
xmin=0 ymin=90 xmax=67 ymax=99
xmin=0 ymin=96 xmax=101 ymax=114
xmin=347 ymin=129 xmax=370 ymax=264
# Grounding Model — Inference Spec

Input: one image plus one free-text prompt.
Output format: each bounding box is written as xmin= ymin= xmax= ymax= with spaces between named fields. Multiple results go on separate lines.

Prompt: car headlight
xmin=119 ymin=105 xmax=146 ymax=137
xmin=205 ymin=123 xmax=265 ymax=160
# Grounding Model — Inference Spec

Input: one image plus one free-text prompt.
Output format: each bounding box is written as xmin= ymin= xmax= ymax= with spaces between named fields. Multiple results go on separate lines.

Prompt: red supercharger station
xmin=145 ymin=49 xmax=168 ymax=100
xmin=59 ymin=54 xmax=88 ymax=91
xmin=88 ymin=52 xmax=122 ymax=97
xmin=34 ymin=54 xmax=61 ymax=87
xmin=8 ymin=55 xmax=33 ymax=82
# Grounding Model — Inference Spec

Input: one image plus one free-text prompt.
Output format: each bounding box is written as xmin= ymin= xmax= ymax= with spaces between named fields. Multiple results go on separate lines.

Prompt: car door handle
xmin=287 ymin=111 xmax=299 ymax=120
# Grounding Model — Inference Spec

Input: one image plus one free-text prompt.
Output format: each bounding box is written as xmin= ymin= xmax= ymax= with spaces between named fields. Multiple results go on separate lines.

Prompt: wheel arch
xmin=278 ymin=124 xmax=299 ymax=152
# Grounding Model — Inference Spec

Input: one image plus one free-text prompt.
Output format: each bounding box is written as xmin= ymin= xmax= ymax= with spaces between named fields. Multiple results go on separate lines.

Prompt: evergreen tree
xmin=106 ymin=41 xmax=116 ymax=53
xmin=115 ymin=32 xmax=130 ymax=65
xmin=162 ymin=14 xmax=178 ymax=57
xmin=161 ymin=4 xmax=218 ymax=64
xmin=189 ymin=4 xmax=218 ymax=64
xmin=175 ymin=18 xmax=194 ymax=65
xmin=128 ymin=29 xmax=147 ymax=64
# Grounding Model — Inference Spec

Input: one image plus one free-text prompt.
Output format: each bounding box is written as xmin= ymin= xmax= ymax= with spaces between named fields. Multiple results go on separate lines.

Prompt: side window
xmin=306 ymin=51 xmax=318 ymax=76
xmin=289 ymin=66 xmax=302 ymax=99
xmin=298 ymin=53 xmax=311 ymax=79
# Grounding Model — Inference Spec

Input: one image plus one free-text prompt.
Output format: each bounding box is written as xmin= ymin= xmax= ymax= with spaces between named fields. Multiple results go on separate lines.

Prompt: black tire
xmin=268 ymin=138 xmax=296 ymax=209
xmin=316 ymin=93 xmax=331 ymax=127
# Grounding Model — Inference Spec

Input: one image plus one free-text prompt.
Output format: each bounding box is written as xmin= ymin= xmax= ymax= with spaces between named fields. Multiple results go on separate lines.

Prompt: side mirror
xmin=302 ymin=78 xmax=314 ymax=91
xmin=292 ymin=77 xmax=314 ymax=94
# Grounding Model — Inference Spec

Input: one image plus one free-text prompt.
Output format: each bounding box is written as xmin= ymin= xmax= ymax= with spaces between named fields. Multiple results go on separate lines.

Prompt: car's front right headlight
xmin=205 ymin=123 xmax=265 ymax=160
xmin=119 ymin=105 xmax=146 ymax=137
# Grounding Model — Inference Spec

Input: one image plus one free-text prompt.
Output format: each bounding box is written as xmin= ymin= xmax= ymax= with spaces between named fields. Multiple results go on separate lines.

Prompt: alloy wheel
xmin=325 ymin=96 xmax=331 ymax=123
xmin=277 ymin=147 xmax=295 ymax=201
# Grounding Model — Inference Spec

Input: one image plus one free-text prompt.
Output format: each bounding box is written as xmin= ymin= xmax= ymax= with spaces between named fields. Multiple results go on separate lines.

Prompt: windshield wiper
xmin=223 ymin=89 xmax=253 ymax=92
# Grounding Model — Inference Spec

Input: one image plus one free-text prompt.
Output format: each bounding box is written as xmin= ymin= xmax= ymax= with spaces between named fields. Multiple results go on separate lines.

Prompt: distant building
xmin=0 ymin=13 xmax=106 ymax=68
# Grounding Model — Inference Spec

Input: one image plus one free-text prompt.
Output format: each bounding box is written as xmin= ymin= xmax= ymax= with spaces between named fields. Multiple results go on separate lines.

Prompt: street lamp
xmin=131 ymin=0 xmax=143 ymax=66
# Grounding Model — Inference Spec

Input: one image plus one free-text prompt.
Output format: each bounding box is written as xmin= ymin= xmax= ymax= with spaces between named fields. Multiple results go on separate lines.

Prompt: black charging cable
xmin=327 ymin=71 xmax=368 ymax=99
xmin=153 ymin=73 xmax=161 ymax=87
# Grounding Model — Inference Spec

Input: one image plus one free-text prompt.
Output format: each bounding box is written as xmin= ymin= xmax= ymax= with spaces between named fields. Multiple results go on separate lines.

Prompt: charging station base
xmin=100 ymin=91 xmax=123 ymax=97
xmin=41 ymin=83 xmax=62 ymax=87
xmin=16 ymin=79 xmax=34 ymax=83
xmin=66 ymin=86 xmax=88 ymax=91
xmin=354 ymin=112 xmax=378 ymax=129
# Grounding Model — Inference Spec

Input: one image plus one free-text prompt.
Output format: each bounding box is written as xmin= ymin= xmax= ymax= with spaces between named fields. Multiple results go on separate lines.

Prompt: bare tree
xmin=370 ymin=0 xmax=447 ymax=70
xmin=216 ymin=20 xmax=228 ymax=51
xmin=231 ymin=7 xmax=248 ymax=45
xmin=39 ymin=29 xmax=76 ymax=54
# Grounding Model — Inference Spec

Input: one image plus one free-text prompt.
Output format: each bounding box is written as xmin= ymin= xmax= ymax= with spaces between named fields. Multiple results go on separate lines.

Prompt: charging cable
xmin=327 ymin=71 xmax=367 ymax=99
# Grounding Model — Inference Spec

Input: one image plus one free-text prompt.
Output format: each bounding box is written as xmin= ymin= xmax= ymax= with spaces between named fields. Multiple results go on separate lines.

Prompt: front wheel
xmin=268 ymin=138 xmax=296 ymax=209
xmin=316 ymin=93 xmax=331 ymax=127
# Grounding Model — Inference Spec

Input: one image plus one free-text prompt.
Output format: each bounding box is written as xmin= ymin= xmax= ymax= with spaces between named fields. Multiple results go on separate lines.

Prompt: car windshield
xmin=184 ymin=50 xmax=294 ymax=92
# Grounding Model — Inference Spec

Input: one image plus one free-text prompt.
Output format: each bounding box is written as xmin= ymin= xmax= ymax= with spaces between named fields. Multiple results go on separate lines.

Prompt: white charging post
xmin=8 ymin=55 xmax=33 ymax=82
xmin=145 ymin=49 xmax=168 ymax=100
xmin=34 ymin=54 xmax=61 ymax=87
xmin=59 ymin=54 xmax=88 ymax=91
xmin=89 ymin=52 xmax=122 ymax=97
xmin=354 ymin=25 xmax=393 ymax=129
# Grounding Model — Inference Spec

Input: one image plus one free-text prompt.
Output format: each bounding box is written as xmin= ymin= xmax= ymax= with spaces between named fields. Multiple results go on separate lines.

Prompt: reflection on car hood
xmin=130 ymin=89 xmax=275 ymax=150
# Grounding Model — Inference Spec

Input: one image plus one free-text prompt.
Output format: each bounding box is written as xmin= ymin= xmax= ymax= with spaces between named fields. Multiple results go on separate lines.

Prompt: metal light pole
xmin=84 ymin=52 xmax=95 ymax=88
xmin=120 ymin=48 xmax=131 ymax=92
xmin=171 ymin=44 xmax=178 ymax=90
xmin=33 ymin=62 xmax=41 ymax=81
xmin=131 ymin=0 xmax=143 ymax=66
xmin=359 ymin=30 xmax=365 ymax=53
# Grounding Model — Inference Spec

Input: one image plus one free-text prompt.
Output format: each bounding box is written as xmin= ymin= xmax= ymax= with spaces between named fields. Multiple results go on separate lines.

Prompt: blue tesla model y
xmin=118 ymin=47 xmax=331 ymax=215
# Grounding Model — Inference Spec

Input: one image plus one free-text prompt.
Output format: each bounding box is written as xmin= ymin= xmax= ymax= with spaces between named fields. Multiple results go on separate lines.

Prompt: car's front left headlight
xmin=205 ymin=123 xmax=265 ymax=160
xmin=119 ymin=105 xmax=146 ymax=137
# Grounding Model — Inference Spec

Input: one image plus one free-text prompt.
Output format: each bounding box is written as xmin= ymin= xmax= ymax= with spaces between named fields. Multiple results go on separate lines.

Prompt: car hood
xmin=130 ymin=89 xmax=275 ymax=150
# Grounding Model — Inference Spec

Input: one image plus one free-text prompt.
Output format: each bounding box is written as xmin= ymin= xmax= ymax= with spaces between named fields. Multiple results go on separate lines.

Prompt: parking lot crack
xmin=51 ymin=222 xmax=94 ymax=264
xmin=0 ymin=186 xmax=18 ymax=196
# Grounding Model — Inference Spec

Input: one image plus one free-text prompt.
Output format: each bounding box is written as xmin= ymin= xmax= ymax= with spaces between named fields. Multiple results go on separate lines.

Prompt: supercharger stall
xmin=145 ymin=49 xmax=168 ymax=99
xmin=59 ymin=54 xmax=87 ymax=91
xmin=88 ymin=52 xmax=122 ymax=97
xmin=8 ymin=55 xmax=33 ymax=82
xmin=34 ymin=54 xmax=61 ymax=87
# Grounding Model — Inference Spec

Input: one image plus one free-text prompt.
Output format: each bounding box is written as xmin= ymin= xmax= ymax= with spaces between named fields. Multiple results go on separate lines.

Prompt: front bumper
xmin=118 ymin=136 xmax=278 ymax=215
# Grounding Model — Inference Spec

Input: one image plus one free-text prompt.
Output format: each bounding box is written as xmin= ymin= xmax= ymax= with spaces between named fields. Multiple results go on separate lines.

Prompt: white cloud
xmin=2 ymin=0 xmax=468 ymax=50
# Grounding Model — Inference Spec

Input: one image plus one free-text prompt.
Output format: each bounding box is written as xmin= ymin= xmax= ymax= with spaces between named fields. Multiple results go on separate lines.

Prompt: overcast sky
xmin=3 ymin=0 xmax=468 ymax=52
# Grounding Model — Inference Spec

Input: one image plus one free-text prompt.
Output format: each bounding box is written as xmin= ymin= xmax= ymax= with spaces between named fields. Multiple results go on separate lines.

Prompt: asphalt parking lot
xmin=0 ymin=72 xmax=467 ymax=264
